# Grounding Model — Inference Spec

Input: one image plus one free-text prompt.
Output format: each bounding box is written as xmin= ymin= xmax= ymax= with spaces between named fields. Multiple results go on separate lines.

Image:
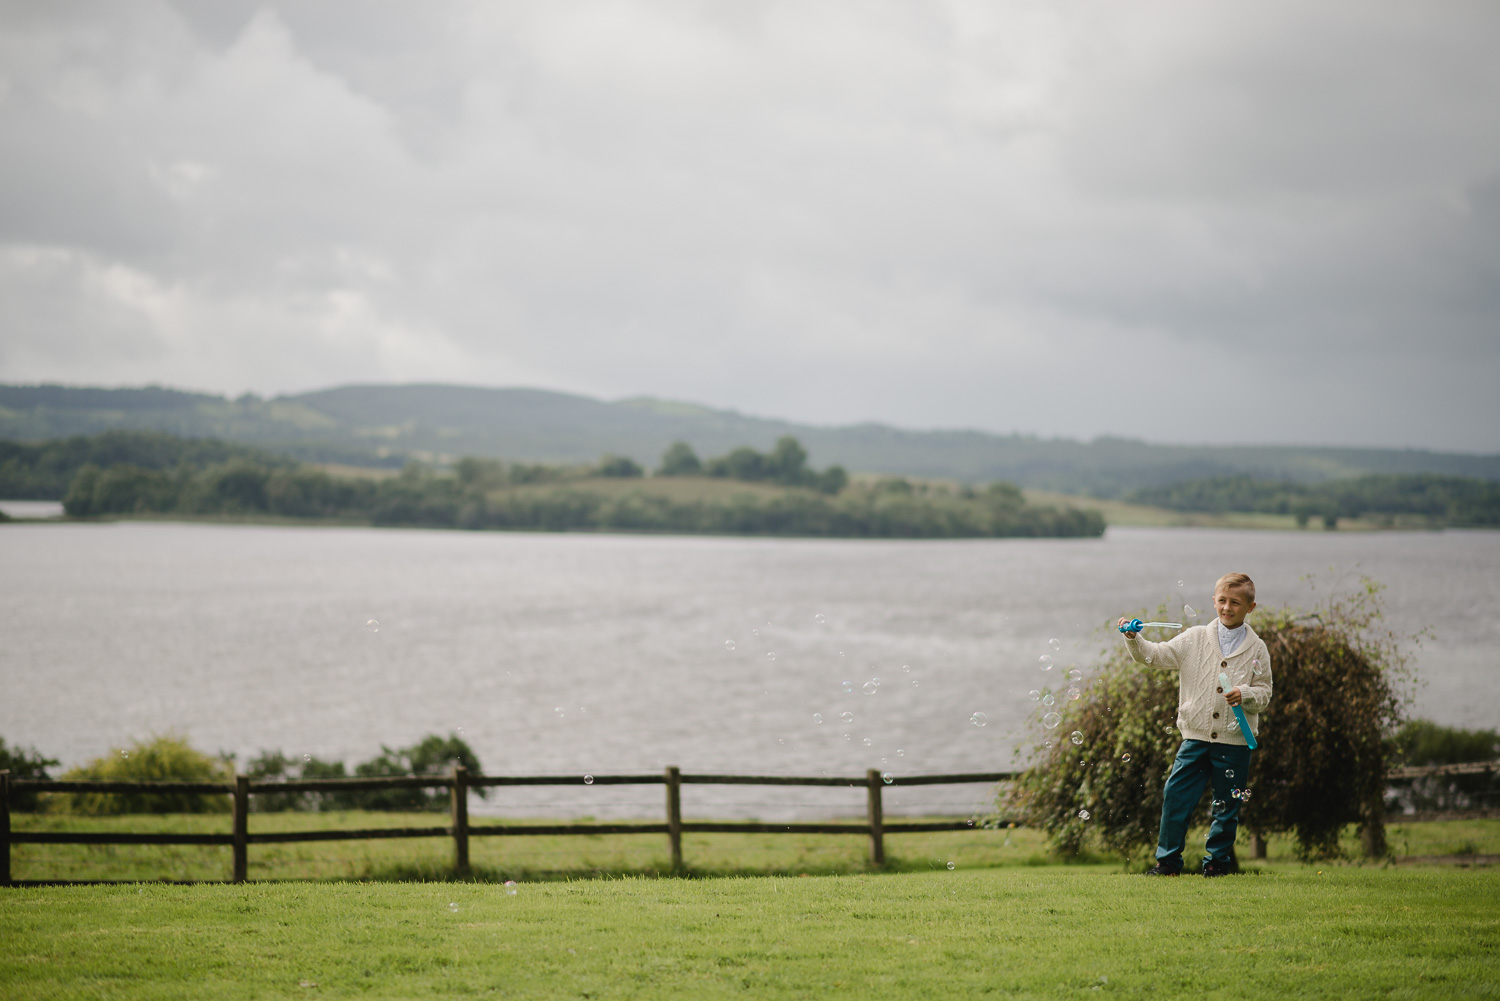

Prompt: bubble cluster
xmin=1042 ymin=712 xmax=1062 ymax=729
xmin=1039 ymin=655 xmax=1055 ymax=671
xmin=1070 ymin=731 xmax=1084 ymax=746
xmin=970 ymin=712 xmax=988 ymax=727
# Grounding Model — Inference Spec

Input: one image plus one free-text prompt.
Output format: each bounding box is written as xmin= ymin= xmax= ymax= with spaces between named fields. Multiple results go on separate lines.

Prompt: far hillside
xmin=4 ymin=382 xmax=1498 ymax=496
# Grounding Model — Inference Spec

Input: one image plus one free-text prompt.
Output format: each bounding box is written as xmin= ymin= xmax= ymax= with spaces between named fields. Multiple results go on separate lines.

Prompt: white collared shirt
xmin=1218 ymin=620 xmax=1247 ymax=656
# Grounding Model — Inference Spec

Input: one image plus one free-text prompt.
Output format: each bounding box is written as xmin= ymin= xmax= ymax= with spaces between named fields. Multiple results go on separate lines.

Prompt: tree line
xmin=1125 ymin=473 xmax=1500 ymax=528
xmin=2 ymin=430 xmax=1105 ymax=539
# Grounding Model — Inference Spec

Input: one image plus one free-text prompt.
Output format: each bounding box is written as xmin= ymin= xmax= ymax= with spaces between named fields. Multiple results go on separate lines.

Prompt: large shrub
xmin=51 ymin=734 xmax=232 ymax=814
xmin=1003 ymin=581 xmax=1413 ymax=862
xmin=245 ymin=734 xmax=485 ymax=812
xmin=1 ymin=736 xmax=60 ymax=812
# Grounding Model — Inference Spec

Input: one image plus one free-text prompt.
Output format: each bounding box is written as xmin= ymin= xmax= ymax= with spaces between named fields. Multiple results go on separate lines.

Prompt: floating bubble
xmin=1067 ymin=687 xmax=1081 ymax=701
xmin=1121 ymin=753 xmax=1131 ymax=762
xmin=1225 ymin=769 xmax=1235 ymax=779
xmin=1039 ymin=655 xmax=1054 ymax=671
xmin=839 ymin=651 xmax=846 ymax=658
xmin=1070 ymin=731 xmax=1083 ymax=745
xmin=946 ymin=862 xmax=956 ymax=870
xmin=1164 ymin=726 xmax=1174 ymax=734
xmin=1145 ymin=655 xmax=1153 ymax=664
xmin=1048 ymin=638 xmax=1061 ymax=652
xmin=554 ymin=707 xmax=564 ymax=717
xmin=725 ymin=640 xmax=736 ymax=651
xmin=1184 ymin=605 xmax=1197 ymax=619
xmin=1227 ymin=719 xmax=1239 ymax=731
xmin=872 ymin=677 xmax=881 ymax=686
xmin=584 ymin=775 xmax=594 ymax=785
xmin=839 ymin=711 xmax=854 ymax=724
xmin=902 ymin=664 xmax=911 ymax=673
xmin=911 ymin=680 xmax=919 ymax=687
xmin=841 ymin=681 xmax=854 ymax=693
xmin=449 ymin=902 xmax=459 ymax=913
xmin=896 ymin=748 xmax=905 ymax=757
xmin=843 ymin=733 xmax=852 ymax=741
xmin=862 ymin=737 xmax=872 ymax=746
xmin=1044 ymin=739 xmax=1054 ymax=748
xmin=815 ymin=613 xmax=827 ymax=625
xmin=813 ymin=713 xmax=823 ymax=723
xmin=366 ymin=619 xmax=380 ymax=633
xmin=1028 ymin=689 xmax=1041 ymax=701
xmin=766 ymin=652 xmax=777 ymax=661
xmin=1240 ymin=788 xmax=1253 ymax=802
xmin=970 ymin=712 xmax=988 ymax=727
xmin=504 ymin=881 xmax=518 ymax=895
xmin=120 ymin=750 xmax=129 ymax=759
xmin=1042 ymin=712 xmax=1062 ymax=729
xmin=302 ymin=753 xmax=311 ymax=763
xmin=863 ymin=681 xmax=878 ymax=695
xmin=1177 ymin=580 xmax=1184 ymax=588
xmin=1067 ymin=669 xmax=1083 ymax=683
xmin=1077 ymin=809 xmax=1090 ymax=821
xmin=1042 ymin=693 xmax=1055 ymax=707
xmin=752 ymin=628 xmax=760 ymax=636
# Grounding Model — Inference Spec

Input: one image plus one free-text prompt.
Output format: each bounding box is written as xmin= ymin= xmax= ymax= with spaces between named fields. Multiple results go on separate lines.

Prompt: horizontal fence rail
xmin=0 ymin=766 xmax=1015 ymax=886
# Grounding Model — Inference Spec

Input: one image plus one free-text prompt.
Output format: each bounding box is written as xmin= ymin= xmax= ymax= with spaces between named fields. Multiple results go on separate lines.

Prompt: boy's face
xmin=1214 ymin=584 xmax=1256 ymax=629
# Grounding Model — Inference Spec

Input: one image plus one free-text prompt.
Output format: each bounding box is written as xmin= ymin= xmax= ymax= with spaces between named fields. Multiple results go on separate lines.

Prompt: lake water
xmin=2 ymin=522 xmax=1496 ymax=820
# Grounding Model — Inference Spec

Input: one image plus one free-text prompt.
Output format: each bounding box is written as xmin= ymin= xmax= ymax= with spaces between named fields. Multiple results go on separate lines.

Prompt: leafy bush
xmin=51 ymin=734 xmax=232 ymax=814
xmin=1 ymin=736 xmax=60 ymax=812
xmin=243 ymin=735 xmax=484 ymax=812
xmin=1003 ymin=581 xmax=1413 ymax=862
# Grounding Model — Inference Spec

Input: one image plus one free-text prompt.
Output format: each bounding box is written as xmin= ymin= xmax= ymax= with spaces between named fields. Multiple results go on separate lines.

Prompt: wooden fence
xmin=0 ymin=767 xmax=1015 ymax=887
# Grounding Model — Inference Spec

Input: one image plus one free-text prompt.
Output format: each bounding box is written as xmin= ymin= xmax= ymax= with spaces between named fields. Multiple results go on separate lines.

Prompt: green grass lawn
xmin=10 ymin=812 xmax=1500 ymax=884
xmin=3 ymin=867 xmax=1498 ymax=1000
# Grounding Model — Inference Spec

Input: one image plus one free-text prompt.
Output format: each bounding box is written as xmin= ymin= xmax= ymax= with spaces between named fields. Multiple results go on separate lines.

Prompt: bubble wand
xmin=1116 ymin=619 xmax=1182 ymax=633
xmin=1219 ymin=671 xmax=1257 ymax=750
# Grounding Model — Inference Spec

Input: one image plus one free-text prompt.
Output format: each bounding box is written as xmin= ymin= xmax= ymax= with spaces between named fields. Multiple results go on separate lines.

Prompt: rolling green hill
xmin=3 ymin=382 xmax=1498 ymax=496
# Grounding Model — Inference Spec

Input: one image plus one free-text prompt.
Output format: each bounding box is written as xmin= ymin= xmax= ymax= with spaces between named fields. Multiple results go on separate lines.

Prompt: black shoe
xmin=1202 ymin=861 xmax=1231 ymax=878
xmin=1144 ymin=863 xmax=1181 ymax=876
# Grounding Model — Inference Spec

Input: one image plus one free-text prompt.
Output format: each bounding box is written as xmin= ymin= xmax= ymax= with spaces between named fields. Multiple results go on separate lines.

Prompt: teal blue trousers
xmin=1156 ymin=739 xmax=1253 ymax=872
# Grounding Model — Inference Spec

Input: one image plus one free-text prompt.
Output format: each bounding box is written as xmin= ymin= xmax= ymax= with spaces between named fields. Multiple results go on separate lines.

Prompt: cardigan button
xmin=1213 ymin=712 xmax=1220 ymax=719
xmin=1210 ymin=732 xmax=1218 ymax=739
xmin=1221 ymin=661 xmax=1228 ymax=668
xmin=1216 ymin=687 xmax=1223 ymax=693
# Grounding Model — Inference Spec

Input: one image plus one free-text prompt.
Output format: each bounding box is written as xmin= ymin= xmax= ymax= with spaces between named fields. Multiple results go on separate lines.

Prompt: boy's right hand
xmin=1117 ymin=617 xmax=1141 ymax=635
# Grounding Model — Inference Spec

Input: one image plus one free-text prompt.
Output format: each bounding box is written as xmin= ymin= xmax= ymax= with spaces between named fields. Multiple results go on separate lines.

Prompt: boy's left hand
xmin=1225 ymin=687 xmax=1243 ymax=707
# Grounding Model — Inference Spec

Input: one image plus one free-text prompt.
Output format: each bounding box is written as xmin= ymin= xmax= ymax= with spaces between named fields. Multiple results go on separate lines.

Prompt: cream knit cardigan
xmin=1124 ymin=623 xmax=1273 ymax=747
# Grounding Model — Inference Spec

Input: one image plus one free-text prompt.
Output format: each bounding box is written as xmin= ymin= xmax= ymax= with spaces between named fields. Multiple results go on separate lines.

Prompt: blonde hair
xmin=1216 ymin=572 xmax=1255 ymax=603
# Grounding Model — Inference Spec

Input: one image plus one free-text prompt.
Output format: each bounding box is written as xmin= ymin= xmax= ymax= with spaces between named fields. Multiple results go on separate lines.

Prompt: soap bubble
xmin=902 ymin=664 xmax=911 ymax=673
xmin=911 ymin=679 xmax=919 ymax=687
xmin=752 ymin=628 xmax=760 ymax=636
xmin=725 ymin=640 xmax=735 ymax=651
xmin=814 ymin=613 xmax=827 ymax=625
xmin=1028 ymin=689 xmax=1041 ymax=701
xmin=1070 ymin=731 xmax=1083 ymax=745
xmin=1184 ymin=604 xmax=1197 ymax=619
xmin=1042 ymin=712 xmax=1062 ymax=729
xmin=813 ymin=713 xmax=823 ymax=723
xmin=946 ymin=862 xmax=956 ymax=870
xmin=120 ymin=750 xmax=129 ymax=759
xmin=841 ymin=681 xmax=854 ymax=693
xmin=1177 ymin=580 xmax=1184 ymax=588
xmin=843 ymin=733 xmax=852 ymax=741
xmin=584 ymin=775 xmax=594 ymax=785
xmin=1067 ymin=687 xmax=1081 ymax=701
xmin=863 ymin=681 xmax=878 ymax=695
xmin=449 ymin=902 xmax=459 ymax=913
xmin=896 ymin=748 xmax=905 ymax=757
xmin=882 ymin=772 xmax=894 ymax=784
xmin=1227 ymin=719 xmax=1239 ymax=731
xmin=554 ymin=707 xmax=564 ymax=717
xmin=1067 ymin=668 xmax=1083 ymax=683
xmin=839 ymin=711 xmax=854 ymax=724
xmin=839 ymin=651 xmax=846 ymax=658
xmin=766 ymin=652 xmax=776 ymax=661
xmin=1048 ymin=638 xmax=1061 ymax=652
xmin=1240 ymin=788 xmax=1253 ymax=802
xmin=1225 ymin=769 xmax=1235 ymax=779
xmin=1077 ymin=809 xmax=1090 ymax=821
xmin=862 ymin=737 xmax=872 ymax=746
xmin=1164 ymin=726 xmax=1174 ymax=734
xmin=970 ymin=712 xmax=988 ymax=727
xmin=302 ymin=753 xmax=311 ymax=763
xmin=872 ymin=677 xmax=881 ymax=686
xmin=1042 ymin=693 xmax=1055 ymax=707
xmin=1039 ymin=655 xmax=1054 ymax=671
xmin=1122 ymin=753 xmax=1131 ymax=762
xmin=1045 ymin=739 xmax=1054 ymax=748
xmin=504 ymin=881 xmax=518 ymax=895
xmin=1145 ymin=655 xmax=1153 ymax=664
xmin=365 ymin=619 xmax=380 ymax=632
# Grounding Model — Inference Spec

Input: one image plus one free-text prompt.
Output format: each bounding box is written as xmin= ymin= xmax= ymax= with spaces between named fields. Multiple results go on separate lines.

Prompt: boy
xmin=1117 ymin=572 xmax=1273 ymax=877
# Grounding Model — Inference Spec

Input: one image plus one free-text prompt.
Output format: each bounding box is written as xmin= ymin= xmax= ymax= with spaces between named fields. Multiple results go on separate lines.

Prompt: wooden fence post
xmin=866 ymin=769 xmax=885 ymax=868
xmin=665 ymin=766 xmax=683 ymax=873
xmin=232 ymin=774 xmax=249 ymax=884
xmin=452 ymin=765 xmax=470 ymax=876
xmin=1 ymin=770 xmax=11 ymax=888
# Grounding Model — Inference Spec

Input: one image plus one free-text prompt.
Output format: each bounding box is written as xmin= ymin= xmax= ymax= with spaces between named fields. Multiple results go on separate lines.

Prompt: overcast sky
xmin=2 ymin=2 xmax=1498 ymax=451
